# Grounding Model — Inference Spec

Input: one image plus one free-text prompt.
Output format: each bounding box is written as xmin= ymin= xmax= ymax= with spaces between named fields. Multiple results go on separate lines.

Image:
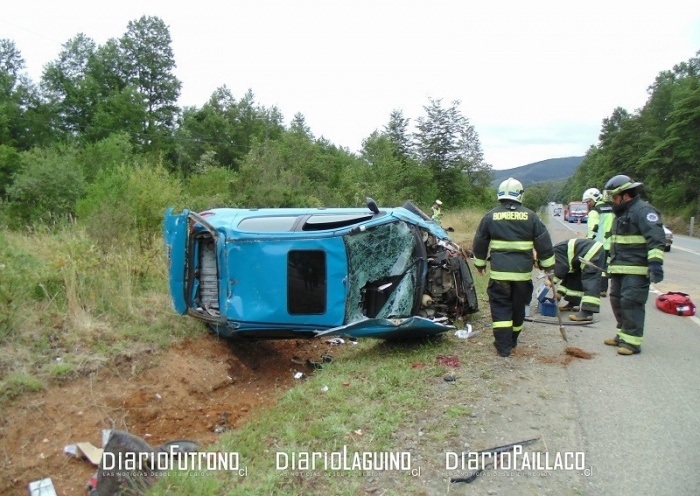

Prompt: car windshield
xmin=571 ymin=205 xmax=587 ymax=213
xmin=344 ymin=221 xmax=418 ymax=323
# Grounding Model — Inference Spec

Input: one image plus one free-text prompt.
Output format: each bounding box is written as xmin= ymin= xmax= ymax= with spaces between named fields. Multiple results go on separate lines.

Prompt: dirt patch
xmin=565 ymin=347 xmax=595 ymax=359
xmin=0 ymin=333 xmax=341 ymax=496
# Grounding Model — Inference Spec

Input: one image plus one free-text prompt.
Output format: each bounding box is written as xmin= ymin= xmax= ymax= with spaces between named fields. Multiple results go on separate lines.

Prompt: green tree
xmin=0 ymin=39 xmax=51 ymax=150
xmin=643 ymin=82 xmax=700 ymax=214
xmin=359 ymin=132 xmax=431 ymax=206
xmin=0 ymin=144 xmax=21 ymax=198
xmin=384 ymin=109 xmax=412 ymax=163
xmin=120 ymin=16 xmax=181 ymax=152
xmin=40 ymin=34 xmax=98 ymax=139
xmin=562 ymin=51 xmax=700 ymax=219
xmin=414 ymin=98 xmax=491 ymax=206
xmin=175 ymin=87 xmax=284 ymax=175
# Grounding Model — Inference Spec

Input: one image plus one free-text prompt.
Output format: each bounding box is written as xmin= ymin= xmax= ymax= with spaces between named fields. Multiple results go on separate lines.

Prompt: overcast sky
xmin=2 ymin=1 xmax=699 ymax=170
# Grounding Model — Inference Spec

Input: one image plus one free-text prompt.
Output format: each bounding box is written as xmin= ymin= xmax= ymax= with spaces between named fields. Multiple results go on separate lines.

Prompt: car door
xmin=163 ymin=208 xmax=189 ymax=314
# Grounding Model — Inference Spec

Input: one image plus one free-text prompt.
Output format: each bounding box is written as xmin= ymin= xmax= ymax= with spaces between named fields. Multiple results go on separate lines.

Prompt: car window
xmin=238 ymin=216 xmax=299 ymax=232
xmin=287 ymin=250 xmax=326 ymax=314
xmin=344 ymin=221 xmax=417 ymax=322
xmin=302 ymin=213 xmax=379 ymax=231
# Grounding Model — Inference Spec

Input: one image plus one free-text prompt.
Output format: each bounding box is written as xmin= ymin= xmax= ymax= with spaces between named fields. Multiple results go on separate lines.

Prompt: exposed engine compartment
xmin=420 ymin=233 xmax=478 ymax=320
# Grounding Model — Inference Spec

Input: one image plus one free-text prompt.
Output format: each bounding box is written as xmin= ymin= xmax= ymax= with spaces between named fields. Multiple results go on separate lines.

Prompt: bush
xmin=76 ymin=159 xmax=184 ymax=250
xmin=5 ymin=146 xmax=86 ymax=226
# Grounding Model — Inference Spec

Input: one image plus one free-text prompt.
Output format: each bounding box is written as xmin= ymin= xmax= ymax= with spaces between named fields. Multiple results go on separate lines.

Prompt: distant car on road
xmin=564 ymin=201 xmax=588 ymax=223
xmin=663 ymin=225 xmax=673 ymax=252
xmin=163 ymin=200 xmax=479 ymax=340
xmin=553 ymin=207 xmax=562 ymax=217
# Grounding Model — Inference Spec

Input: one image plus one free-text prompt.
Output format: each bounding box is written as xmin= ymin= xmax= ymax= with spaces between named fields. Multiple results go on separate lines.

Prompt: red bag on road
xmin=655 ymin=292 xmax=696 ymax=316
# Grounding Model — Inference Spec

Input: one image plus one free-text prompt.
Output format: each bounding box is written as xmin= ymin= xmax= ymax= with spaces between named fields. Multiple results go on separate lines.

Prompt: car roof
xmin=195 ymin=206 xmax=448 ymax=238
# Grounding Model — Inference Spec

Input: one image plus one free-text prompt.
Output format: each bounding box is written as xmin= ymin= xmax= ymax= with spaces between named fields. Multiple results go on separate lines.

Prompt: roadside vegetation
xmin=0 ymin=207 xmax=485 ymax=404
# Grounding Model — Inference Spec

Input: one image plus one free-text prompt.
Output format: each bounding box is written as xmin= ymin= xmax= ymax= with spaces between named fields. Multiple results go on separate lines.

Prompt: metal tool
xmin=577 ymin=256 xmax=605 ymax=272
xmin=546 ymin=272 xmax=568 ymax=342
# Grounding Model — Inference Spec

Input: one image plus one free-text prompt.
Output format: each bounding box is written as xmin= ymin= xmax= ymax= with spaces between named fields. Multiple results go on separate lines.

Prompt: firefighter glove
xmin=648 ymin=262 xmax=663 ymax=283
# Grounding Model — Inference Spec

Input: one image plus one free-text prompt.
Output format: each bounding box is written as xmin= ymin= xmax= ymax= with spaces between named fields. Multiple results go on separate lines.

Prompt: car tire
xmin=664 ymin=245 xmax=671 ymax=252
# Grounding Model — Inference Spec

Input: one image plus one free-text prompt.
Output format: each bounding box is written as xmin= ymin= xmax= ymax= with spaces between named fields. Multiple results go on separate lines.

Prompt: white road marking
xmin=673 ymin=245 xmax=700 ymax=256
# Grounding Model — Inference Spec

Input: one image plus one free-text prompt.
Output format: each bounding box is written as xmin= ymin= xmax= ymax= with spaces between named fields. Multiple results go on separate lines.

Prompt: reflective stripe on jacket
xmin=608 ymin=196 xmax=665 ymax=275
xmin=552 ymin=238 xmax=604 ymax=284
xmin=473 ymin=201 xmax=555 ymax=281
xmin=587 ymin=201 xmax=614 ymax=250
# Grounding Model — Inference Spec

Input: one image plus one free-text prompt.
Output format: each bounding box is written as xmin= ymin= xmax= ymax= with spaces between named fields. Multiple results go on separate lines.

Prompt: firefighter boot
xmin=493 ymin=329 xmax=512 ymax=357
xmin=511 ymin=330 xmax=521 ymax=348
xmin=569 ymin=310 xmax=593 ymax=322
xmin=603 ymin=336 xmax=619 ymax=346
xmin=618 ymin=342 xmax=641 ymax=355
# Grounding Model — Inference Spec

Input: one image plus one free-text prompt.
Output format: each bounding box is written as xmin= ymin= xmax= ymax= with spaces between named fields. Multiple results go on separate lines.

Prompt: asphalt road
xmin=546 ymin=207 xmax=700 ymax=495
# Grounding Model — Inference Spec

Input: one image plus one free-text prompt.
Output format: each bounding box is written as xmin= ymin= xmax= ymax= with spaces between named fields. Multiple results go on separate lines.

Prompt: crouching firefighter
xmin=549 ymin=238 xmax=605 ymax=321
xmin=473 ymin=178 xmax=555 ymax=357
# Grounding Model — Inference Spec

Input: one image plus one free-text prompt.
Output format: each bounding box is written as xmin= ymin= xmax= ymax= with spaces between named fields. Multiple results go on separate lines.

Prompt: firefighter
xmin=583 ymin=187 xmax=614 ymax=296
xmin=602 ymin=174 xmax=665 ymax=355
xmin=550 ymin=238 xmax=605 ymax=321
xmin=431 ymin=200 xmax=443 ymax=224
xmin=473 ymin=178 xmax=555 ymax=357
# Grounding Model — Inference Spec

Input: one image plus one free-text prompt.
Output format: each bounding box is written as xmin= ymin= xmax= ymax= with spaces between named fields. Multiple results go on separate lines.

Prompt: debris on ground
xmin=436 ymin=355 xmax=461 ymax=367
xmin=306 ymin=359 xmax=323 ymax=370
xmin=454 ymin=324 xmax=479 ymax=339
xmin=28 ymin=478 xmax=56 ymax=496
xmin=565 ymin=347 xmax=594 ymax=359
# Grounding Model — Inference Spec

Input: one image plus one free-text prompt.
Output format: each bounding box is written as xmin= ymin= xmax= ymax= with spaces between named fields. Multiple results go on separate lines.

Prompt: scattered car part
xmin=450 ymin=438 xmax=540 ymax=483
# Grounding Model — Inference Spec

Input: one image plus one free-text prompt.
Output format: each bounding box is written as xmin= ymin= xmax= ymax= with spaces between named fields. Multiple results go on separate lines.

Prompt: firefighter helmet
xmin=582 ymin=188 xmax=602 ymax=203
xmin=604 ymin=174 xmax=642 ymax=197
xmin=497 ymin=178 xmax=524 ymax=203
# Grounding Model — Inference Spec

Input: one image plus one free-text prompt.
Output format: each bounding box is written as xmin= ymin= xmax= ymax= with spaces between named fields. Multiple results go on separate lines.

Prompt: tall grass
xmin=0 ymin=223 xmax=200 ymax=403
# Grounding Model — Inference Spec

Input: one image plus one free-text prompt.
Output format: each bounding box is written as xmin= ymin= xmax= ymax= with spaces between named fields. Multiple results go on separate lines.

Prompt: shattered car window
xmin=344 ymin=221 xmax=418 ymax=322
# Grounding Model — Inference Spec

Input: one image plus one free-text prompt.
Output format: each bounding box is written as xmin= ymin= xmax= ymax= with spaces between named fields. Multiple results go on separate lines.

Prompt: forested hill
xmin=491 ymin=156 xmax=584 ymax=187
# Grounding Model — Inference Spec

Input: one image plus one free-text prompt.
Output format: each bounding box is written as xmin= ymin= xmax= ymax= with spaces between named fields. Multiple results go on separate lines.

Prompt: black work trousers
xmin=609 ymin=274 xmax=649 ymax=350
xmin=487 ymin=279 xmax=533 ymax=356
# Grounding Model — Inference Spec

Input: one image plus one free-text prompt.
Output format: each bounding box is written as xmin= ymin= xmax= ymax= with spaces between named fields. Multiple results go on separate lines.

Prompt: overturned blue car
xmin=163 ymin=200 xmax=478 ymax=340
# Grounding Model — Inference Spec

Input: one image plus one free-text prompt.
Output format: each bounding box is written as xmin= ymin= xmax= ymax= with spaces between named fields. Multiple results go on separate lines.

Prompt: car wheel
xmin=664 ymin=245 xmax=671 ymax=252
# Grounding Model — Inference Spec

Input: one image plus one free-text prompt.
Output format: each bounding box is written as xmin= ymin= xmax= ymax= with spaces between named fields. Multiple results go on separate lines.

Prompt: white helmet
xmin=497 ymin=178 xmax=524 ymax=203
xmin=582 ymin=188 xmax=602 ymax=202
xmin=435 ymin=199 xmax=442 ymax=206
